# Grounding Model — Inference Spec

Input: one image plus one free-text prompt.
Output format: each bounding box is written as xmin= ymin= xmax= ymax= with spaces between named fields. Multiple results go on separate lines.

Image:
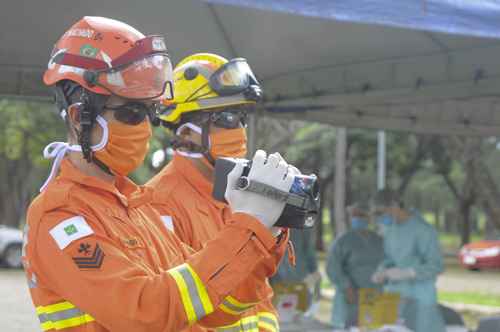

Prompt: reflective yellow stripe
xmin=184 ymin=264 xmax=214 ymax=315
xmin=51 ymin=314 xmax=95 ymax=330
xmin=168 ymin=266 xmax=197 ymax=323
xmin=40 ymin=321 xmax=53 ymax=331
xmin=36 ymin=301 xmax=94 ymax=331
xmin=216 ymin=315 xmax=259 ymax=331
xmin=36 ymin=301 xmax=75 ymax=314
xmin=167 ymin=263 xmax=214 ymax=324
xmin=219 ymin=296 xmax=258 ymax=315
xmin=257 ymin=312 xmax=279 ymax=332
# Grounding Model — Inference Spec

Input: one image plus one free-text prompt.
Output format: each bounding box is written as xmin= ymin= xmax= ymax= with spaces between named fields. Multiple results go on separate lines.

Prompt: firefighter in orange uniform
xmin=23 ymin=17 xmax=295 ymax=332
xmin=147 ymin=53 xmax=284 ymax=332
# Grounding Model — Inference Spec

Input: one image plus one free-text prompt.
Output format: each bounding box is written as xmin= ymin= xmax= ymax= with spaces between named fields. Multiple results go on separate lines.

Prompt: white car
xmin=0 ymin=225 xmax=23 ymax=268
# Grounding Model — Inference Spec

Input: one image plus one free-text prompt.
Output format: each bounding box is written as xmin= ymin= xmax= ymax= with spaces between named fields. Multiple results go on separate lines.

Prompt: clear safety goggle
xmin=53 ymin=36 xmax=174 ymax=100
xmin=92 ymin=54 xmax=173 ymax=100
xmin=209 ymin=58 xmax=259 ymax=96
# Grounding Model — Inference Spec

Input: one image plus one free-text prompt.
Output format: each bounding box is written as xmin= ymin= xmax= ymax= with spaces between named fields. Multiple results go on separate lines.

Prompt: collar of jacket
xmin=58 ymin=158 xmax=153 ymax=208
xmin=172 ymin=154 xmax=226 ymax=209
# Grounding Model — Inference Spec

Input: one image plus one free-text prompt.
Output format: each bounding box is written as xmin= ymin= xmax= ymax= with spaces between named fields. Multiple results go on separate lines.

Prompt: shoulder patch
xmin=49 ymin=216 xmax=94 ymax=250
xmin=73 ymin=242 xmax=105 ymax=269
xmin=161 ymin=215 xmax=174 ymax=232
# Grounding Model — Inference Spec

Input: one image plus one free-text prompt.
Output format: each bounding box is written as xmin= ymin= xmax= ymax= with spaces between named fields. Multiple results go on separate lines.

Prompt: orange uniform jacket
xmin=147 ymin=154 xmax=284 ymax=332
xmin=23 ymin=159 xmax=287 ymax=332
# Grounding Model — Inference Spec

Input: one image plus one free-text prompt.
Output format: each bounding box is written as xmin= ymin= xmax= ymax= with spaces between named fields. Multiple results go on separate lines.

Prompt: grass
xmin=438 ymin=292 xmax=500 ymax=307
xmin=319 ymin=280 xmax=500 ymax=308
xmin=439 ymin=233 xmax=482 ymax=252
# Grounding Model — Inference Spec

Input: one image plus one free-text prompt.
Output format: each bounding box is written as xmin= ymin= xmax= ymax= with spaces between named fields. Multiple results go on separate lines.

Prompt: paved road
xmin=2 ymin=266 xmax=500 ymax=332
xmin=1 ymin=269 xmax=39 ymax=332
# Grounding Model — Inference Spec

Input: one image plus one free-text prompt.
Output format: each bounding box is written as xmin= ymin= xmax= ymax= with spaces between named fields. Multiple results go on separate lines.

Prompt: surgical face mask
xmin=209 ymin=127 xmax=247 ymax=159
xmin=94 ymin=118 xmax=152 ymax=176
xmin=40 ymin=115 xmax=151 ymax=191
xmin=175 ymin=122 xmax=247 ymax=160
xmin=376 ymin=214 xmax=394 ymax=226
xmin=351 ymin=217 xmax=369 ymax=230
xmin=375 ymin=214 xmax=394 ymax=235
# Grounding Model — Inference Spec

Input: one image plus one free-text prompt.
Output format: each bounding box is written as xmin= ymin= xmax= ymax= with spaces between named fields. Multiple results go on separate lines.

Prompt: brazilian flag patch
xmin=79 ymin=44 xmax=98 ymax=58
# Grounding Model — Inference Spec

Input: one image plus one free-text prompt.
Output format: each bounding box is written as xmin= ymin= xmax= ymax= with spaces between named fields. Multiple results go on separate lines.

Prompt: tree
xmin=0 ymin=99 xmax=65 ymax=228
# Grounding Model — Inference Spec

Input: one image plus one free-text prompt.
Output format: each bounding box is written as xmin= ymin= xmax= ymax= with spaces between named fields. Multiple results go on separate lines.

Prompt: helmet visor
xmin=209 ymin=58 xmax=259 ymax=96
xmin=96 ymin=54 xmax=173 ymax=100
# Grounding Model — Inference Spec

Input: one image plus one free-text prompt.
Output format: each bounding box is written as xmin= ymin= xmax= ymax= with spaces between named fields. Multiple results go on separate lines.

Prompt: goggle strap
xmin=53 ymin=36 xmax=168 ymax=71
xmin=54 ymin=52 xmax=108 ymax=70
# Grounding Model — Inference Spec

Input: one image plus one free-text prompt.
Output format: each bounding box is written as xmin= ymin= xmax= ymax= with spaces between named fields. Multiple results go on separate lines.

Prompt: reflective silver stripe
xmin=178 ymin=266 xmax=207 ymax=319
xmin=38 ymin=313 xmax=49 ymax=324
xmin=28 ymin=279 xmax=37 ymax=289
xmin=22 ymin=223 xmax=29 ymax=257
xmin=259 ymin=316 xmax=279 ymax=331
xmin=221 ymin=299 xmax=253 ymax=314
xmin=49 ymin=307 xmax=85 ymax=321
xmin=241 ymin=321 xmax=258 ymax=331
xmin=37 ymin=307 xmax=86 ymax=324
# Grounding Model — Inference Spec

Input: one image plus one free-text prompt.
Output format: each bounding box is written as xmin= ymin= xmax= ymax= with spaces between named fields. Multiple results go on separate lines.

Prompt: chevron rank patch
xmin=49 ymin=216 xmax=94 ymax=250
xmin=72 ymin=242 xmax=105 ymax=269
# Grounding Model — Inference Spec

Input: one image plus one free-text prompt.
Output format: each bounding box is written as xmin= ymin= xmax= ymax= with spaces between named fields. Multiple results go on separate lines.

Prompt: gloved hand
xmin=384 ymin=267 xmax=416 ymax=281
xmin=225 ymin=150 xmax=296 ymax=228
xmin=371 ymin=269 xmax=387 ymax=284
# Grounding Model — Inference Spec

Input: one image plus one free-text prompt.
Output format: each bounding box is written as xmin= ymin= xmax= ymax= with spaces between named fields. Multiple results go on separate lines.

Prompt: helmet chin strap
xmin=40 ymin=115 xmax=110 ymax=192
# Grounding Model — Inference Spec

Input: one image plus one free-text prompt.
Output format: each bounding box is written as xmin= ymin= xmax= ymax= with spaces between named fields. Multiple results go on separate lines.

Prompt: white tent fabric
xmin=2 ymin=0 xmax=500 ymax=135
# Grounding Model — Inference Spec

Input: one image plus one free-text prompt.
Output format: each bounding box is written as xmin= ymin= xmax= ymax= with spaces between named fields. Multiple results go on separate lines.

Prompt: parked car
xmin=0 ymin=225 xmax=23 ymax=268
xmin=459 ymin=237 xmax=500 ymax=270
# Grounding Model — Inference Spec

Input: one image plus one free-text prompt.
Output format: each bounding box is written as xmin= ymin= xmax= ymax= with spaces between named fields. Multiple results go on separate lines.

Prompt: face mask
xmin=40 ymin=115 xmax=150 ymax=191
xmin=94 ymin=118 xmax=152 ymax=176
xmin=351 ymin=217 xmax=368 ymax=230
xmin=209 ymin=127 xmax=247 ymax=159
xmin=376 ymin=214 xmax=394 ymax=226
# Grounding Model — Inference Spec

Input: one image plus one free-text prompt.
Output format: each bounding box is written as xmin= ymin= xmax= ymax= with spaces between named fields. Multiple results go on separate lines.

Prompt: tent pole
xmin=377 ymin=130 xmax=386 ymax=190
xmin=247 ymin=113 xmax=257 ymax=156
xmin=334 ymin=127 xmax=347 ymax=236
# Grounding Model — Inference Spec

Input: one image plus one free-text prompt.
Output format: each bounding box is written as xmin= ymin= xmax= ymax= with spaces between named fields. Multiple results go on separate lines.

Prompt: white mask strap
xmin=175 ymin=122 xmax=205 ymax=159
xmin=39 ymin=115 xmax=109 ymax=192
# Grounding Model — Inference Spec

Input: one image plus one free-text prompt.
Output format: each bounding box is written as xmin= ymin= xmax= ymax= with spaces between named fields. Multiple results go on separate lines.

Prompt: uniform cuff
xmin=230 ymin=213 xmax=277 ymax=251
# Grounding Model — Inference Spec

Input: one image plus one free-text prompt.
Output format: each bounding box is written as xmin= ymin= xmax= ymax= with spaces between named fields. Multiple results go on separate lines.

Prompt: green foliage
xmin=438 ymin=292 xmax=500 ymax=307
xmin=0 ymin=99 xmax=65 ymax=226
xmin=0 ymin=99 xmax=64 ymax=167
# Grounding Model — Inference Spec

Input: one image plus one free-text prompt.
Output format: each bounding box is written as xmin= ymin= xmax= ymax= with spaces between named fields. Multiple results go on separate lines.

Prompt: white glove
xmin=385 ymin=268 xmax=416 ymax=281
xmin=225 ymin=150 xmax=296 ymax=228
xmin=371 ymin=270 xmax=387 ymax=284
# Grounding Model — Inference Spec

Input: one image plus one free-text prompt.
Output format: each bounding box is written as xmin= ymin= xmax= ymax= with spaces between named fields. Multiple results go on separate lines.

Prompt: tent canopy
xmin=3 ymin=0 xmax=500 ymax=135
